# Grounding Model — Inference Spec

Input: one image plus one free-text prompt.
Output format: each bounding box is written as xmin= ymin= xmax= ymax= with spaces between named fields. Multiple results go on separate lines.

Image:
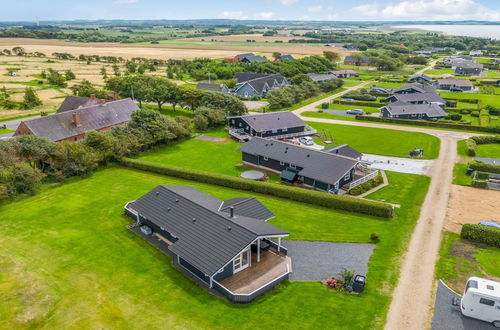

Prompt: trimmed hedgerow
xmin=120 ymin=158 xmax=394 ymax=218
xmin=465 ymin=139 xmax=477 ymax=157
xmin=470 ymin=135 xmax=500 ymax=144
xmin=469 ymin=160 xmax=500 ymax=174
xmin=461 ymin=224 xmax=500 ymax=248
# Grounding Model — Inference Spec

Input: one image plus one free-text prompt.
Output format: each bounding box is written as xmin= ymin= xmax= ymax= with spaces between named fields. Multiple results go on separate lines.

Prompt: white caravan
xmin=460 ymin=277 xmax=500 ymax=327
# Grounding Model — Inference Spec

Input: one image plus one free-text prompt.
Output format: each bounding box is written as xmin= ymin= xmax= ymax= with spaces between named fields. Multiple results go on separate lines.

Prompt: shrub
xmin=370 ymin=232 xmax=380 ymax=243
xmin=469 ymin=160 xmax=500 ymax=174
xmin=348 ymin=173 xmax=383 ymax=196
xmin=120 ymin=158 xmax=394 ymax=218
xmin=461 ymin=224 xmax=500 ymax=248
xmin=471 ymin=111 xmax=480 ymax=117
xmin=470 ymin=135 xmax=500 ymax=144
xmin=465 ymin=139 xmax=477 ymax=157
xmin=449 ymin=113 xmax=462 ymax=121
xmin=321 ymin=102 xmax=330 ymax=109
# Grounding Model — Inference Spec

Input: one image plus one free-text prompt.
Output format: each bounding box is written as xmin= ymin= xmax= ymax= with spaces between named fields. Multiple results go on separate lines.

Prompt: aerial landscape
xmin=0 ymin=1 xmax=500 ymax=329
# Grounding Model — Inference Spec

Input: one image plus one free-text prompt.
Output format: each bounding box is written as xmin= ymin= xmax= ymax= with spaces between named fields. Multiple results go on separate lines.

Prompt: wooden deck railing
xmin=348 ymin=170 xmax=379 ymax=190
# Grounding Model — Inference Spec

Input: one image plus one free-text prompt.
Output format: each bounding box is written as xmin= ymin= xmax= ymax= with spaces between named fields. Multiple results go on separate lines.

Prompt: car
xmin=298 ymin=136 xmax=314 ymax=146
xmin=346 ymin=109 xmax=365 ymax=115
xmin=478 ymin=220 xmax=500 ymax=229
xmin=450 ymin=87 xmax=463 ymax=92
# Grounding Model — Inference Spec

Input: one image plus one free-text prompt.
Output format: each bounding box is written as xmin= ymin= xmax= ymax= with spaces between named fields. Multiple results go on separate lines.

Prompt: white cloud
xmin=351 ymin=0 xmax=500 ymax=20
xmin=218 ymin=11 xmax=249 ymax=20
xmin=326 ymin=13 xmax=338 ymax=20
xmin=113 ymin=0 xmax=139 ymax=4
xmin=254 ymin=12 xmax=275 ymax=19
xmin=280 ymin=0 xmax=298 ymax=5
xmin=308 ymin=5 xmax=323 ymax=12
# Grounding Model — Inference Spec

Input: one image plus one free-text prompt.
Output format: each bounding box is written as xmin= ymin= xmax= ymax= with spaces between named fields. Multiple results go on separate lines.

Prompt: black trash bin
xmin=349 ymin=275 xmax=366 ymax=293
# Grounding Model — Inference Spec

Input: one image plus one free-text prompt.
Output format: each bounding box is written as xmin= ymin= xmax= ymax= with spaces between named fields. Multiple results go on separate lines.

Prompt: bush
xmin=470 ymin=135 xmax=500 ymax=144
xmin=449 ymin=113 xmax=462 ymax=121
xmin=471 ymin=111 xmax=480 ymax=117
xmin=120 ymin=158 xmax=394 ymax=218
xmin=370 ymin=232 xmax=380 ymax=243
xmin=348 ymin=173 xmax=383 ymax=196
xmin=321 ymin=102 xmax=330 ymax=109
xmin=461 ymin=224 xmax=500 ymax=248
xmin=465 ymin=139 xmax=477 ymax=157
xmin=469 ymin=160 xmax=500 ymax=174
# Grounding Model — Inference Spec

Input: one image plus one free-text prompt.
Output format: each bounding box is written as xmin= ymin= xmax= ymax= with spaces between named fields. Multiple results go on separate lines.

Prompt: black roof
xmin=127 ymin=186 xmax=287 ymax=276
xmin=196 ymin=83 xmax=227 ymax=92
xmin=278 ymin=54 xmax=294 ymax=60
xmin=385 ymin=92 xmax=445 ymax=104
xmin=235 ymin=72 xmax=269 ymax=83
xmin=323 ymin=144 xmax=363 ymax=159
xmin=229 ymin=111 xmax=306 ymax=132
xmin=393 ymin=83 xmax=436 ymax=94
xmin=239 ymin=138 xmax=359 ymax=185
xmin=239 ymin=53 xmax=266 ymax=62
xmin=16 ymin=99 xmax=138 ymax=141
xmin=409 ymin=74 xmax=432 ymax=82
xmin=381 ymin=103 xmax=447 ymax=118
xmin=220 ymin=197 xmax=275 ymax=221
xmin=57 ymin=96 xmax=100 ymax=113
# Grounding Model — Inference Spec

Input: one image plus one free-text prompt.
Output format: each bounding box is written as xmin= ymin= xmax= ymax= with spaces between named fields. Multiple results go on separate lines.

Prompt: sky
xmin=1 ymin=0 xmax=500 ymax=22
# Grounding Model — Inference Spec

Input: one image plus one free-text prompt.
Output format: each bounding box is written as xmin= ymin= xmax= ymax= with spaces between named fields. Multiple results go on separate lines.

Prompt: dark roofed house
xmin=380 ymin=103 xmax=447 ymax=120
xmin=392 ymin=83 xmax=436 ymax=94
xmin=196 ymin=83 xmax=230 ymax=94
xmin=408 ymin=74 xmax=432 ymax=83
xmin=329 ymin=70 xmax=358 ymax=78
xmin=306 ymin=73 xmax=338 ymax=82
xmin=234 ymin=73 xmax=289 ymax=98
xmin=124 ymin=185 xmax=291 ymax=303
xmin=239 ymin=137 xmax=373 ymax=194
xmin=14 ymin=98 xmax=138 ymax=142
xmin=344 ymin=56 xmax=370 ymax=66
xmin=435 ymin=77 xmax=474 ymax=91
xmin=57 ymin=95 xmax=101 ymax=113
xmin=228 ymin=111 xmax=312 ymax=141
xmin=276 ymin=54 xmax=294 ymax=61
xmin=455 ymin=62 xmax=484 ymax=76
xmin=383 ymin=92 xmax=445 ymax=106
xmin=323 ymin=144 xmax=363 ymax=160
xmin=235 ymin=53 xmax=266 ymax=63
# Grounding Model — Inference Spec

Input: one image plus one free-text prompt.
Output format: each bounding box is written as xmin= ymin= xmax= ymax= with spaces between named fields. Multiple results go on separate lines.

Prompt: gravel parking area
xmin=283 ymin=241 xmax=374 ymax=281
xmin=432 ymin=281 xmax=494 ymax=330
xmin=362 ymin=153 xmax=434 ymax=175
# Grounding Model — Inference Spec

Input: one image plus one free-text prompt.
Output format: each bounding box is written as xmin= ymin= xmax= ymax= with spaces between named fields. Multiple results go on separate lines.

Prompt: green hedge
xmin=461 ymin=224 xmax=500 ymax=248
xmin=355 ymin=115 xmax=500 ymax=133
xmin=338 ymin=100 xmax=386 ymax=107
xmin=120 ymin=158 xmax=394 ymax=218
xmin=469 ymin=160 xmax=500 ymax=174
xmin=465 ymin=139 xmax=477 ymax=157
xmin=471 ymin=135 xmax=500 ymax=144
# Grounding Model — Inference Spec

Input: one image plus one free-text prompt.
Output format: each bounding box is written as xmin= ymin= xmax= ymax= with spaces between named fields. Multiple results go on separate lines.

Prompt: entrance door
xmin=233 ymin=248 xmax=250 ymax=273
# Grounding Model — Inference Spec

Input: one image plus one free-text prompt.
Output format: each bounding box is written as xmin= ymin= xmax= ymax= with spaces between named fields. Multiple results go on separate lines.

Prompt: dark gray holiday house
xmin=124 ymin=186 xmax=291 ymax=303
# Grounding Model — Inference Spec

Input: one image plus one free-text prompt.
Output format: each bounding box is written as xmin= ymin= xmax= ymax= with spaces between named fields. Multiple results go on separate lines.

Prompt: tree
xmin=290 ymin=73 xmax=313 ymax=85
xmin=272 ymin=52 xmax=282 ymax=60
xmin=64 ymin=70 xmax=76 ymax=80
xmin=179 ymin=87 xmax=204 ymax=110
xmin=193 ymin=106 xmax=226 ymax=130
xmin=106 ymin=75 xmax=149 ymax=108
xmin=100 ymin=66 xmax=108 ymax=80
xmin=46 ymin=69 xmax=67 ymax=87
xmin=70 ymin=80 xmax=104 ymax=98
xmin=323 ymin=51 xmax=340 ymax=62
xmin=21 ymin=87 xmax=42 ymax=109
xmin=125 ymin=61 xmax=137 ymax=74
xmin=48 ymin=142 xmax=99 ymax=178
xmin=13 ymin=135 xmax=54 ymax=170
xmin=143 ymin=76 xmax=177 ymax=111
xmin=12 ymin=46 xmax=25 ymax=56
xmin=112 ymin=64 xmax=121 ymax=76
xmin=82 ymin=131 xmax=117 ymax=162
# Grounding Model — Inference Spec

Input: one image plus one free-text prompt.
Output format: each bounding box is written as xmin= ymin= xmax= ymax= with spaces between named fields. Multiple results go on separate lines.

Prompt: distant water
xmin=393 ymin=25 xmax=500 ymax=40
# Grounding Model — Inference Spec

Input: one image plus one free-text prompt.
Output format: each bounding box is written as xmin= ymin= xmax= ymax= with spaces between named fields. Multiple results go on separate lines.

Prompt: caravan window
xmin=479 ymin=298 xmax=495 ymax=307
xmin=465 ymin=279 xmax=478 ymax=294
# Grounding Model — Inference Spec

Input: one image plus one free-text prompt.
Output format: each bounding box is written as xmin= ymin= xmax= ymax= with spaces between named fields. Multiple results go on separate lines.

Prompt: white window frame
xmin=263 ymin=156 xmax=269 ymax=161
xmin=233 ymin=248 xmax=250 ymax=274
xmin=282 ymin=128 xmax=288 ymax=132
xmin=344 ymin=172 xmax=350 ymax=181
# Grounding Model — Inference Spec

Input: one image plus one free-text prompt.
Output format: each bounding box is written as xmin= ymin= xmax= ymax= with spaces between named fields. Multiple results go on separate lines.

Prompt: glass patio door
xmin=233 ymin=248 xmax=250 ymax=273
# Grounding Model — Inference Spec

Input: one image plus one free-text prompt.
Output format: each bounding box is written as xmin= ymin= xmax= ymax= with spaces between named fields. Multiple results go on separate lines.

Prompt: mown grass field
xmin=0 ymin=128 xmax=13 ymax=134
xmin=0 ymin=166 xmax=429 ymax=329
xmin=308 ymin=122 xmax=440 ymax=159
xmin=476 ymin=143 xmax=500 ymax=158
xmin=436 ymin=232 xmax=500 ymax=293
xmin=440 ymin=91 xmax=500 ymax=108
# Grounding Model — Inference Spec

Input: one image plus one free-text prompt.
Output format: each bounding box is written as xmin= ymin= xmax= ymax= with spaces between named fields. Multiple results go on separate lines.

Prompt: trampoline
xmin=240 ymin=170 xmax=265 ymax=181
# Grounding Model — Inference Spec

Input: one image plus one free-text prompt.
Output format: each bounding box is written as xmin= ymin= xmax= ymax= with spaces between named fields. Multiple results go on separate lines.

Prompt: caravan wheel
xmin=492 ymin=320 xmax=500 ymax=328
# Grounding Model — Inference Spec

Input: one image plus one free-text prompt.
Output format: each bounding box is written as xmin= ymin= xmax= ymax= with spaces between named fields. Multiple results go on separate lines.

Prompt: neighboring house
xmin=233 ymin=73 xmax=289 ymax=98
xmin=435 ymin=77 xmax=474 ymax=91
xmin=383 ymin=92 xmax=446 ymax=106
xmin=239 ymin=137 xmax=361 ymax=193
xmin=469 ymin=50 xmax=484 ymax=56
xmin=392 ymin=83 xmax=436 ymax=94
xmin=408 ymin=74 xmax=433 ymax=83
xmin=455 ymin=62 xmax=484 ymax=76
xmin=370 ymin=87 xmax=388 ymax=93
xmin=196 ymin=83 xmax=230 ymax=94
xmin=228 ymin=111 xmax=309 ymax=140
xmin=276 ymin=54 xmax=294 ymax=61
xmin=235 ymin=53 xmax=266 ymax=63
xmin=443 ymin=55 xmax=473 ymax=66
xmin=57 ymin=95 xmax=101 ymax=113
xmin=414 ymin=48 xmax=446 ymax=56
xmin=329 ymin=70 xmax=358 ymax=78
xmin=14 ymin=98 xmax=138 ymax=142
xmin=380 ymin=103 xmax=447 ymax=120
xmin=344 ymin=56 xmax=370 ymax=66
xmin=323 ymin=144 xmax=363 ymax=160
xmin=492 ymin=59 xmax=500 ymax=65
xmin=306 ymin=73 xmax=338 ymax=82
xmin=124 ymin=185 xmax=291 ymax=303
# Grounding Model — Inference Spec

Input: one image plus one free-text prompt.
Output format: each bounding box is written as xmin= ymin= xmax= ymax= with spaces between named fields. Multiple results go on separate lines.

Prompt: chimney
xmin=229 ymin=207 xmax=234 ymax=218
xmin=90 ymin=94 xmax=96 ymax=100
xmin=72 ymin=113 xmax=81 ymax=127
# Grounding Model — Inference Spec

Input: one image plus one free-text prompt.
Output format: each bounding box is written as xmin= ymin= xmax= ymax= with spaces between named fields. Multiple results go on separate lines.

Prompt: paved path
xmin=432 ymin=280 xmax=494 ymax=330
xmin=292 ymin=83 xmax=481 ymax=330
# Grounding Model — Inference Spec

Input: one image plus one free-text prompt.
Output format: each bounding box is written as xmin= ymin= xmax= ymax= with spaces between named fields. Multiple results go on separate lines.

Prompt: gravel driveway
xmin=362 ymin=153 xmax=434 ymax=175
xmin=283 ymin=241 xmax=375 ymax=281
xmin=432 ymin=280 xmax=494 ymax=330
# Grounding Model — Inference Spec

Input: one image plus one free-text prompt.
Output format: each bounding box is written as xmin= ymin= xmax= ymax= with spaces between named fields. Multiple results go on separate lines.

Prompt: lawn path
xmin=292 ymin=84 xmax=484 ymax=329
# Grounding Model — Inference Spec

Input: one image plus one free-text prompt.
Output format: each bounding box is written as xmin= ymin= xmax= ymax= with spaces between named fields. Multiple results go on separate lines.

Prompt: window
xmin=465 ymin=280 xmax=478 ymax=294
xmin=272 ymin=129 xmax=277 ymax=133
xmin=238 ymin=122 xmax=242 ymax=127
xmin=231 ymin=119 xmax=235 ymax=124
xmin=282 ymin=128 xmax=288 ymax=132
xmin=479 ymin=298 xmax=495 ymax=307
xmin=233 ymin=248 xmax=250 ymax=273
xmin=263 ymin=156 xmax=268 ymax=161
xmin=279 ymin=161 xmax=285 ymax=166
xmin=344 ymin=172 xmax=350 ymax=181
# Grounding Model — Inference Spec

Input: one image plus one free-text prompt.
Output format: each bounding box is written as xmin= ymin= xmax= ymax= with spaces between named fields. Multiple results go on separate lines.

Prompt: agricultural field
xmin=0 ymin=165 xmax=429 ymax=329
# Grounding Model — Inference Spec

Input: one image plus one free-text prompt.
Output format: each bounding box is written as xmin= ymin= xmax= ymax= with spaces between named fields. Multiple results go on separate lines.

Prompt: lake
xmin=393 ymin=25 xmax=500 ymax=40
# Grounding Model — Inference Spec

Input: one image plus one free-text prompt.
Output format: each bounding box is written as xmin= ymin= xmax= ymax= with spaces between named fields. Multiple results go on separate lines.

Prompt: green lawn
xmin=476 ymin=143 xmax=500 ymax=158
xmin=308 ymin=122 xmax=440 ymax=159
xmin=342 ymin=80 xmax=364 ymax=87
xmin=453 ymin=140 xmax=472 ymax=186
xmin=0 ymin=166 xmax=430 ymax=329
xmin=0 ymin=128 xmax=13 ymax=134
xmin=319 ymin=103 xmax=380 ymax=113
xmin=424 ymin=68 xmax=455 ymax=75
xmin=271 ymin=88 xmax=347 ymax=112
xmin=369 ymin=82 xmax=405 ymax=88
xmin=303 ymin=111 xmax=357 ymax=122
xmin=436 ymin=232 xmax=500 ymax=293
xmin=440 ymin=91 xmax=500 ymax=108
